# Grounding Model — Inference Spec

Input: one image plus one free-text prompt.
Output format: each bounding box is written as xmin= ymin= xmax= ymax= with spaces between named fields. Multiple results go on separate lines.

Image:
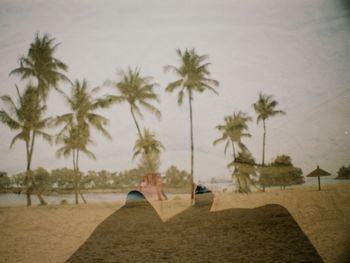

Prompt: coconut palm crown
xmin=214 ymin=111 xmax=252 ymax=159
xmin=164 ymin=49 xmax=219 ymax=103
xmin=133 ymin=129 xmax=165 ymax=159
xmin=10 ymin=33 xmax=69 ymax=100
xmin=104 ymin=68 xmax=161 ymax=138
xmin=54 ymin=79 xmax=111 ymax=141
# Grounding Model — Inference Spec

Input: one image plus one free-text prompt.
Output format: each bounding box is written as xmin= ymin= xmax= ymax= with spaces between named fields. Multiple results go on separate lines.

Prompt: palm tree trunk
xmin=79 ymin=189 xmax=87 ymax=203
xmin=25 ymin=140 xmax=32 ymax=206
xmin=261 ymin=120 xmax=267 ymax=192
xmin=26 ymin=130 xmax=41 ymax=206
xmin=37 ymin=191 xmax=48 ymax=205
xmin=73 ymin=149 xmax=79 ymax=204
xmin=130 ymin=107 xmax=143 ymax=139
xmin=29 ymin=130 xmax=47 ymax=205
xmin=33 ymin=86 xmax=48 ymax=205
xmin=234 ymin=172 xmax=241 ymax=192
xmin=76 ymin=150 xmax=87 ymax=204
xmin=232 ymin=142 xmax=236 ymax=160
xmin=262 ymin=119 xmax=266 ymax=166
xmin=188 ymin=92 xmax=194 ymax=203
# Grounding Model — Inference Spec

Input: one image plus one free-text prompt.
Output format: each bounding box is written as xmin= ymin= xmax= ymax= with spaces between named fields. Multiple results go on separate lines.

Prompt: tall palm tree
xmin=164 ymin=48 xmax=219 ymax=201
xmin=104 ymin=68 xmax=161 ymax=138
xmin=213 ymin=111 xmax=252 ymax=159
xmin=10 ymin=32 xmax=69 ymax=101
xmin=0 ymin=85 xmax=52 ymax=206
xmin=54 ymin=79 xmax=111 ymax=204
xmin=252 ymin=93 xmax=285 ymax=166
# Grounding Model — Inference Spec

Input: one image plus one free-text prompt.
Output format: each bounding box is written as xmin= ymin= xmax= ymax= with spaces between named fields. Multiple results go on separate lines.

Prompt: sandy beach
xmin=0 ymin=184 xmax=349 ymax=263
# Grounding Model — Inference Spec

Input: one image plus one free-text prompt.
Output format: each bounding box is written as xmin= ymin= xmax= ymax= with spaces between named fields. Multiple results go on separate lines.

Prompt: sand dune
xmin=0 ymin=184 xmax=349 ymax=263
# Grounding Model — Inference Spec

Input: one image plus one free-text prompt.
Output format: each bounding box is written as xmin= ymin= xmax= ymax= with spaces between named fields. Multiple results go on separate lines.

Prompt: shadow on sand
xmin=66 ymin=190 xmax=323 ymax=263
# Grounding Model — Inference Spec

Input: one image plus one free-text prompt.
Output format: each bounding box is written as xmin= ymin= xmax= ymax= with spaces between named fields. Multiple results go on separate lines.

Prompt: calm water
xmin=0 ymin=192 xmax=128 ymax=207
xmin=304 ymin=177 xmax=350 ymax=186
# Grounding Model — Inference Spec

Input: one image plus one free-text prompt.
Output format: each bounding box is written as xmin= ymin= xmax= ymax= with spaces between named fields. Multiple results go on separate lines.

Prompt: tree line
xmin=0 ymin=165 xmax=191 ymax=196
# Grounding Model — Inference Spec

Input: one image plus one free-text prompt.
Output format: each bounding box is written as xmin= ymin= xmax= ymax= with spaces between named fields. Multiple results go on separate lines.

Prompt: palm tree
xmin=213 ymin=111 xmax=252 ymax=159
xmin=133 ymin=129 xmax=165 ymax=159
xmin=0 ymin=85 xmax=52 ymax=206
xmin=164 ymin=48 xmax=219 ymax=202
xmin=10 ymin=32 xmax=69 ymax=101
xmin=252 ymin=93 xmax=285 ymax=166
xmin=133 ymin=129 xmax=165 ymax=175
xmin=56 ymin=126 xmax=94 ymax=204
xmin=104 ymin=68 xmax=161 ymax=138
xmin=54 ymin=79 xmax=111 ymax=204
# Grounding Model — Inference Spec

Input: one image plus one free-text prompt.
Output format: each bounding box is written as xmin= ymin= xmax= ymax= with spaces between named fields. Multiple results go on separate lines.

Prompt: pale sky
xmin=0 ymin=0 xmax=349 ymax=182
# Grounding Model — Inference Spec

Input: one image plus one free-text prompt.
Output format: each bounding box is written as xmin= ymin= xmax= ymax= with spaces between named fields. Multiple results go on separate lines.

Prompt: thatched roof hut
xmin=306 ymin=165 xmax=331 ymax=190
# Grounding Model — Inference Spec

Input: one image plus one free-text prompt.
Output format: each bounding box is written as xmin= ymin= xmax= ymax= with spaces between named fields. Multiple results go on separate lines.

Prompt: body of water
xmin=0 ymin=192 xmax=128 ymax=207
xmin=304 ymin=177 xmax=350 ymax=186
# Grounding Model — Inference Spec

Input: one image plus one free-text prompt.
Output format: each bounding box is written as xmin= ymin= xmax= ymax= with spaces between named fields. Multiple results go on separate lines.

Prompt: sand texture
xmin=0 ymin=184 xmax=349 ymax=263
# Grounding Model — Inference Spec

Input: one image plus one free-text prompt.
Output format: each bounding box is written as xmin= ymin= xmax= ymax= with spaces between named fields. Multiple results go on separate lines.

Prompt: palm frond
xmin=213 ymin=135 xmax=226 ymax=146
xmin=0 ymin=110 xmax=21 ymax=130
xmin=165 ymin=79 xmax=183 ymax=93
xmin=9 ymin=132 xmax=26 ymax=148
xmin=80 ymin=147 xmax=96 ymax=160
xmin=139 ymin=101 xmax=161 ymax=119
xmin=36 ymin=130 xmax=52 ymax=145
xmin=51 ymin=114 xmax=73 ymax=127
xmin=132 ymin=105 xmax=144 ymax=119
xmin=0 ymin=95 xmax=18 ymax=115
xmin=164 ymin=65 xmax=182 ymax=75
xmin=224 ymin=140 xmax=230 ymax=155
xmin=104 ymin=95 xmax=126 ymax=106
xmin=199 ymin=82 xmax=219 ymax=95
xmin=56 ymin=146 xmax=72 ymax=159
xmin=177 ymin=89 xmax=185 ymax=105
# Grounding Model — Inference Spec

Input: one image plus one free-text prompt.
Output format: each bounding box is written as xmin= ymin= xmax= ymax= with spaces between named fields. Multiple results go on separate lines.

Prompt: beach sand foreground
xmin=0 ymin=184 xmax=349 ymax=263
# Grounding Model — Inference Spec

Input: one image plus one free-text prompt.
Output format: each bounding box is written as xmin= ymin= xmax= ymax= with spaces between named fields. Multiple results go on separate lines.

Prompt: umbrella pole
xmin=318 ymin=175 xmax=321 ymax=191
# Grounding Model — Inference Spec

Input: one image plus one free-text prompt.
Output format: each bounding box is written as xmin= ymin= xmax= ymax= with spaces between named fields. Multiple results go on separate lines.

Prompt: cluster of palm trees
xmin=0 ymin=33 xmax=220 ymax=205
xmin=53 ymin=80 xmax=112 ymax=204
xmin=1 ymin=32 xmax=286 ymax=206
xmin=214 ymin=93 xmax=285 ymax=192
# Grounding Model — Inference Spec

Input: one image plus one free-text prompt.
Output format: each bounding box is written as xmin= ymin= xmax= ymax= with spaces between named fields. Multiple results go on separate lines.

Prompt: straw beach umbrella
xmin=306 ymin=165 xmax=331 ymax=191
